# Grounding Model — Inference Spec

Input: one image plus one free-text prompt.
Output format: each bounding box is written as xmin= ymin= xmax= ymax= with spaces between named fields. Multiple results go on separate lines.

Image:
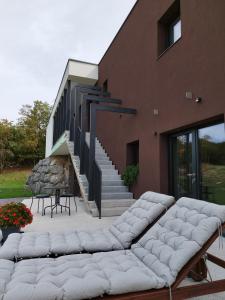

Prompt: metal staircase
xmin=53 ymin=83 xmax=137 ymax=218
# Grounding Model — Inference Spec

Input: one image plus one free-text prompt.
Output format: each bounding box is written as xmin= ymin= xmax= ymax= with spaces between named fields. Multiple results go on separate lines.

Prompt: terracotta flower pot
xmin=1 ymin=226 xmax=20 ymax=242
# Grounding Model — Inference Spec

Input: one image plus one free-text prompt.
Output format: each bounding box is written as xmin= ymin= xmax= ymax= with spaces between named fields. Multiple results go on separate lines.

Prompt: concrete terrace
xmin=22 ymin=197 xmax=115 ymax=232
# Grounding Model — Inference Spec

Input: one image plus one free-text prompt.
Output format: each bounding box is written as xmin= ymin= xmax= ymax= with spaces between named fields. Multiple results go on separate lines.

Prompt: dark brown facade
xmin=96 ymin=0 xmax=225 ymax=198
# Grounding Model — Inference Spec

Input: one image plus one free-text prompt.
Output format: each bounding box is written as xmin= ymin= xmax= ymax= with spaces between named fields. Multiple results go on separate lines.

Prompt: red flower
xmin=0 ymin=203 xmax=33 ymax=228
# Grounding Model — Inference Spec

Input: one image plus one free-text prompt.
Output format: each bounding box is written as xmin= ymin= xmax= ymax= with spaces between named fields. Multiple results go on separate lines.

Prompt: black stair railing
xmin=88 ymin=103 xmax=137 ymax=218
xmin=83 ymin=139 xmax=90 ymax=181
xmin=93 ymin=160 xmax=102 ymax=218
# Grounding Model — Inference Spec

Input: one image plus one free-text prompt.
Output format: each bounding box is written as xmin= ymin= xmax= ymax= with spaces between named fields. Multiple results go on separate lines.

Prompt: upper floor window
xmin=169 ymin=18 xmax=181 ymax=45
xmin=158 ymin=0 xmax=181 ymax=56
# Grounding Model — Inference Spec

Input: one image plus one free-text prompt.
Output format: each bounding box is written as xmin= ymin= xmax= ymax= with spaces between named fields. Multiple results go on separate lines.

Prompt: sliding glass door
xmin=170 ymin=131 xmax=198 ymax=199
xmin=199 ymin=123 xmax=225 ymax=204
xmin=170 ymin=122 xmax=225 ymax=204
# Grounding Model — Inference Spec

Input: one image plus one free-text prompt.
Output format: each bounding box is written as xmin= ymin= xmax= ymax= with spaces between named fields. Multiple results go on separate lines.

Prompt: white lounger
xmin=0 ymin=197 xmax=224 ymax=300
xmin=0 ymin=191 xmax=174 ymax=260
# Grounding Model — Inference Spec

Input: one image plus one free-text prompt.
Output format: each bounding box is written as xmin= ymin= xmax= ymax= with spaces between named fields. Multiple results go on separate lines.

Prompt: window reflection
xmin=199 ymin=123 xmax=225 ymax=204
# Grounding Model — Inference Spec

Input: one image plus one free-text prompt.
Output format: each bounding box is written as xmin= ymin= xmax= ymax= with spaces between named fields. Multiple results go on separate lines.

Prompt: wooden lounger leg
xmin=188 ymin=257 xmax=207 ymax=281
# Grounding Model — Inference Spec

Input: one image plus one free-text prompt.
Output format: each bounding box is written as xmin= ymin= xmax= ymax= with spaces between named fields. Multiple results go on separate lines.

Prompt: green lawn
xmin=0 ymin=168 xmax=32 ymax=199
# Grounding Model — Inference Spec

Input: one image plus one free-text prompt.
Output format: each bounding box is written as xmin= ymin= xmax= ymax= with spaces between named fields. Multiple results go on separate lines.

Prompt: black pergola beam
xmin=73 ymin=86 xmax=110 ymax=155
xmin=83 ymin=94 xmax=122 ymax=105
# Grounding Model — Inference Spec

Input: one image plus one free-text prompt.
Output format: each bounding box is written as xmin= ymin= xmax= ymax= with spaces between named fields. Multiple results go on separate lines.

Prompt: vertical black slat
xmin=74 ymin=87 xmax=81 ymax=155
xmin=70 ymin=87 xmax=76 ymax=141
xmin=93 ymin=161 xmax=102 ymax=219
xmin=60 ymin=100 xmax=63 ymax=136
xmin=61 ymin=96 xmax=64 ymax=133
xmin=62 ymin=96 xmax=65 ymax=134
xmin=66 ymin=81 xmax=71 ymax=130
xmin=63 ymin=92 xmax=67 ymax=132
xmin=64 ymin=90 xmax=67 ymax=131
xmin=53 ymin=114 xmax=56 ymax=145
xmin=61 ymin=97 xmax=64 ymax=135
xmin=55 ymin=108 xmax=58 ymax=142
xmin=80 ymin=98 xmax=88 ymax=174
xmin=57 ymin=108 xmax=60 ymax=141
xmin=58 ymin=102 xmax=61 ymax=137
xmin=62 ymin=92 xmax=66 ymax=132
xmin=89 ymin=104 xmax=97 ymax=202
xmin=83 ymin=140 xmax=90 ymax=181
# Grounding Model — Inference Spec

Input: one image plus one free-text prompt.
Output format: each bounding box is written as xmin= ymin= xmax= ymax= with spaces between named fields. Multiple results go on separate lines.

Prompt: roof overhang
xmin=52 ymin=59 xmax=98 ymax=117
xmin=45 ymin=59 xmax=98 ymax=158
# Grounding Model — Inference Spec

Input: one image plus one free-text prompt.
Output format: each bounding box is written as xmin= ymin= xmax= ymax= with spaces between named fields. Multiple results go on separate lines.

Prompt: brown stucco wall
xmin=96 ymin=0 xmax=225 ymax=197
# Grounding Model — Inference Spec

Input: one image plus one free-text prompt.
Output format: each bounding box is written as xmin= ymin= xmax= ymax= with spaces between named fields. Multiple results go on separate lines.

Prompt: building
xmin=46 ymin=0 xmax=225 ymax=217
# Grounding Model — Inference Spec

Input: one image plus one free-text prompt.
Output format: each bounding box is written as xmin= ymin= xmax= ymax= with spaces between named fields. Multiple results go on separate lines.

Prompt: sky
xmin=0 ymin=0 xmax=136 ymax=122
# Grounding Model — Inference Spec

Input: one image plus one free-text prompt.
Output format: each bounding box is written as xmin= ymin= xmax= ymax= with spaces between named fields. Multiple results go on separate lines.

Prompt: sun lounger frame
xmin=95 ymin=223 xmax=225 ymax=300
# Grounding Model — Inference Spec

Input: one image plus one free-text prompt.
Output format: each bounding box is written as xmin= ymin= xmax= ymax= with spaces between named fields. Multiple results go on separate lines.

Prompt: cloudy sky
xmin=0 ymin=0 xmax=136 ymax=122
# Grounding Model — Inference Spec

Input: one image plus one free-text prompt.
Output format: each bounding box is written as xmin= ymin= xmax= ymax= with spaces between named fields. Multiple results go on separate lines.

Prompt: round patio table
xmin=43 ymin=185 xmax=70 ymax=218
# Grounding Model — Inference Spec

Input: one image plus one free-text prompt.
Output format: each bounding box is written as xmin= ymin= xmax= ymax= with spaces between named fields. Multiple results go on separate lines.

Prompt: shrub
xmin=122 ymin=164 xmax=139 ymax=187
xmin=0 ymin=202 xmax=33 ymax=228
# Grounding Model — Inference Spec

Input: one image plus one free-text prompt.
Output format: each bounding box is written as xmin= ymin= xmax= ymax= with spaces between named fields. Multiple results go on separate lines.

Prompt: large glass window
xmin=199 ymin=123 xmax=225 ymax=205
xmin=170 ymin=122 xmax=225 ymax=205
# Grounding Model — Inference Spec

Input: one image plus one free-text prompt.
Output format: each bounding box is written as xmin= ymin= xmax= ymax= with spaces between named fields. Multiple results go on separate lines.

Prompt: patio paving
xmin=18 ymin=197 xmax=225 ymax=299
xmin=22 ymin=197 xmax=116 ymax=232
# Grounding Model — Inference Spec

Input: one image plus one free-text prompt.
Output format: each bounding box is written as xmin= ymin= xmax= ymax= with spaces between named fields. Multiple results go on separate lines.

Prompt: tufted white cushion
xmin=0 ymin=229 xmax=122 ymax=260
xmin=0 ymin=251 xmax=165 ymax=300
xmin=131 ymin=197 xmax=225 ymax=286
xmin=109 ymin=191 xmax=174 ymax=248
xmin=0 ymin=197 xmax=224 ymax=299
xmin=0 ymin=192 xmax=174 ymax=260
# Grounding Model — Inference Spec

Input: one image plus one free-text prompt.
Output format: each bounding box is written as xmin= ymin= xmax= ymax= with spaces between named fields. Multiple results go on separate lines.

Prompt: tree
xmin=18 ymin=100 xmax=51 ymax=164
xmin=0 ymin=119 xmax=14 ymax=172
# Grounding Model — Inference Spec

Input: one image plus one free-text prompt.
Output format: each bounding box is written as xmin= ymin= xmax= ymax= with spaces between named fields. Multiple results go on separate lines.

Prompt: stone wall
xmin=27 ymin=156 xmax=70 ymax=194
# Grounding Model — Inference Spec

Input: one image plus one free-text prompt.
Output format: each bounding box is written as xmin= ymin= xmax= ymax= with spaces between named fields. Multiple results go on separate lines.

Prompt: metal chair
xmin=25 ymin=185 xmax=52 ymax=216
xmin=60 ymin=192 xmax=77 ymax=214
xmin=30 ymin=193 xmax=52 ymax=216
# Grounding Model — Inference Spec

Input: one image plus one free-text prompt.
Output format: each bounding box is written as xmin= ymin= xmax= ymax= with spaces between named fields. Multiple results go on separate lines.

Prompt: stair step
xmin=101 ymin=192 xmax=133 ymax=200
xmin=91 ymin=206 xmax=130 ymax=217
xmin=88 ymin=199 xmax=135 ymax=209
xmin=102 ymin=180 xmax=124 ymax=186
xmin=84 ymin=192 xmax=133 ymax=200
xmin=97 ymin=160 xmax=112 ymax=165
xmin=102 ymin=175 xmax=121 ymax=180
xmin=99 ymin=165 xmax=115 ymax=170
xmin=84 ymin=186 xmax=128 ymax=193
xmin=101 ymin=169 xmax=118 ymax=175
xmin=102 ymin=186 xmax=128 ymax=192
xmin=95 ymin=153 xmax=109 ymax=159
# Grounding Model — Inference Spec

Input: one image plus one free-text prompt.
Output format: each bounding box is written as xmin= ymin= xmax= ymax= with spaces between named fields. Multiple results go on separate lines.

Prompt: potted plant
xmin=122 ymin=164 xmax=139 ymax=188
xmin=0 ymin=202 xmax=33 ymax=242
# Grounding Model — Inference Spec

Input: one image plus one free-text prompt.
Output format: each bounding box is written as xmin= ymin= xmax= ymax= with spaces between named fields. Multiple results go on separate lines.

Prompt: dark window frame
xmin=158 ymin=0 xmax=181 ymax=57
xmin=168 ymin=119 xmax=225 ymax=200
